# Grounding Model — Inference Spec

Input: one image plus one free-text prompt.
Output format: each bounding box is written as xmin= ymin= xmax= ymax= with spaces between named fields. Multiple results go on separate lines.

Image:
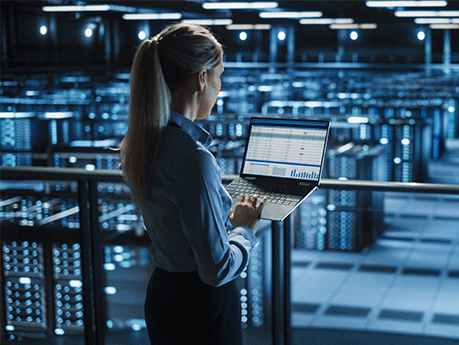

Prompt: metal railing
xmin=3 ymin=166 xmax=458 ymax=194
xmin=1 ymin=166 xmax=459 ymax=345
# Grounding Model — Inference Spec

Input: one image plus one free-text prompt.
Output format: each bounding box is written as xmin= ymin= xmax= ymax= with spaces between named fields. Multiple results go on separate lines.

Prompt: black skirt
xmin=144 ymin=267 xmax=243 ymax=345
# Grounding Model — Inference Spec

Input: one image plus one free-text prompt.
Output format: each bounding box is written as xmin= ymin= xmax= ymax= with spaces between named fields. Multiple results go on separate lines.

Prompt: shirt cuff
xmin=229 ymin=226 xmax=259 ymax=249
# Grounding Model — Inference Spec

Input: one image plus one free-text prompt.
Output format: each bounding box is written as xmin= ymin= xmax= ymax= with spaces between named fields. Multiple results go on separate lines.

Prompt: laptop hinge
xmin=245 ymin=177 xmax=256 ymax=180
xmin=298 ymin=182 xmax=312 ymax=186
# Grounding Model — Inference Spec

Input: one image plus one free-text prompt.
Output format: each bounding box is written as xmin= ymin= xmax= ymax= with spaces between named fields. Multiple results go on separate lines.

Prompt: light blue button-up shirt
xmin=141 ymin=111 xmax=258 ymax=287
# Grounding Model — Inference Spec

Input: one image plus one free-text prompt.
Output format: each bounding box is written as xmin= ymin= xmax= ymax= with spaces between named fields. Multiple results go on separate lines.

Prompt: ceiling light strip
xmin=360 ymin=23 xmax=378 ymax=29
xmin=366 ymin=1 xmax=447 ymax=7
xmin=202 ymin=2 xmax=278 ymax=10
xmin=330 ymin=23 xmax=378 ymax=29
xmin=123 ymin=13 xmax=182 ymax=20
xmin=395 ymin=10 xmax=459 ymax=17
xmin=42 ymin=5 xmax=111 ymax=12
xmin=182 ymin=19 xmax=233 ymax=25
xmin=300 ymin=18 xmax=354 ymax=24
xmin=430 ymin=24 xmax=459 ymax=28
xmin=259 ymin=11 xmax=322 ymax=18
xmin=414 ymin=17 xmax=453 ymax=23
xmin=226 ymin=24 xmax=272 ymax=30
xmin=42 ymin=5 xmax=138 ymax=12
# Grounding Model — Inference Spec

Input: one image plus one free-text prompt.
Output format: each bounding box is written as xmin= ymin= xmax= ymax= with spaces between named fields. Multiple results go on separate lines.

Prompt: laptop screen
xmin=241 ymin=118 xmax=329 ymax=181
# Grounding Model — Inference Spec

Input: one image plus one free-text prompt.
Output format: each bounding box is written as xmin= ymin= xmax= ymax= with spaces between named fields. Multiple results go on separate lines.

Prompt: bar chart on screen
xmin=290 ymin=169 xmax=319 ymax=179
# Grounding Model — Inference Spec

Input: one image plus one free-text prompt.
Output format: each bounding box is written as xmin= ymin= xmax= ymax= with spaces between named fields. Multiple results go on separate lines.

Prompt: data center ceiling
xmin=9 ymin=0 xmax=459 ymax=26
xmin=43 ymin=0 xmax=395 ymax=23
xmin=3 ymin=0 xmax=459 ymax=74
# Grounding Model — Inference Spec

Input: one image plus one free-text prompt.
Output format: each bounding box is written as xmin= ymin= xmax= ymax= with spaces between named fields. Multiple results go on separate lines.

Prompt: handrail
xmin=0 ymin=166 xmax=124 ymax=183
xmin=1 ymin=166 xmax=459 ymax=195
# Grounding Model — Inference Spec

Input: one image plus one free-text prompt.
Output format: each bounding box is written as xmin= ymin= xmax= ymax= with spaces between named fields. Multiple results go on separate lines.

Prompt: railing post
xmin=88 ymin=179 xmax=105 ymax=345
xmin=78 ymin=179 xmax=97 ymax=345
xmin=0 ymin=231 xmax=6 ymax=344
xmin=271 ymin=221 xmax=283 ymax=345
xmin=271 ymin=215 xmax=293 ymax=345
xmin=284 ymin=215 xmax=293 ymax=345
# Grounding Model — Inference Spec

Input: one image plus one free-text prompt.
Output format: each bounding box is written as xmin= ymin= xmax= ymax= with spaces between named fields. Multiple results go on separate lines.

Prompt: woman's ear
xmin=197 ymin=69 xmax=207 ymax=92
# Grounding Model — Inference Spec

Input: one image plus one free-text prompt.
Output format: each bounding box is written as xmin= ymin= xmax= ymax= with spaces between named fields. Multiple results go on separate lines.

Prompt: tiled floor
xmin=290 ymin=192 xmax=459 ymax=342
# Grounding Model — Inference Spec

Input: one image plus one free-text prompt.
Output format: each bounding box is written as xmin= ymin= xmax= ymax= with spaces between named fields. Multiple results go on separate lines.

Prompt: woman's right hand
xmin=229 ymin=194 xmax=268 ymax=234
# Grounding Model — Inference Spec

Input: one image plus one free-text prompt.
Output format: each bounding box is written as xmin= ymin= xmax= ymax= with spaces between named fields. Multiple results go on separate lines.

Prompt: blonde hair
xmin=120 ymin=24 xmax=224 ymax=207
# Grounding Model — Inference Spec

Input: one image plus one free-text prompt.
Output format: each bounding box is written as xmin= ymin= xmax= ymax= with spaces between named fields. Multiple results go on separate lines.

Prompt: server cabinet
xmin=1 ymin=180 xmax=83 ymax=342
xmin=326 ymin=144 xmax=387 ymax=251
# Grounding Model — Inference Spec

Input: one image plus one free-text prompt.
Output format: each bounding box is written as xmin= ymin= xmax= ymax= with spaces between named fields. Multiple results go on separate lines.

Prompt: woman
xmin=120 ymin=23 xmax=267 ymax=344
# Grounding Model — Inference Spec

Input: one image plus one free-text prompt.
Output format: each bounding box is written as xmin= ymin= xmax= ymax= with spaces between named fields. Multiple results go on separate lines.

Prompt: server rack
xmin=0 ymin=114 xmax=34 ymax=167
xmin=325 ymin=144 xmax=387 ymax=251
xmin=446 ymin=99 xmax=458 ymax=139
xmin=294 ymin=190 xmax=328 ymax=251
xmin=236 ymin=222 xmax=271 ymax=330
xmin=1 ymin=181 xmax=84 ymax=342
xmin=3 ymin=240 xmax=48 ymax=342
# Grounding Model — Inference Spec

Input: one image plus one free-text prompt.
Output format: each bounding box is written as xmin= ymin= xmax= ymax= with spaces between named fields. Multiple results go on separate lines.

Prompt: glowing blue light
xmin=19 ymin=277 xmax=31 ymax=284
xmin=113 ymin=246 xmax=124 ymax=253
xmin=258 ymin=85 xmax=273 ymax=92
xmin=417 ymin=31 xmax=425 ymax=41
xmin=327 ymin=204 xmax=336 ymax=211
xmin=347 ymin=116 xmax=369 ymax=124
xmin=69 ymin=280 xmax=82 ymax=288
xmin=85 ymin=28 xmax=93 ymax=38
xmin=54 ymin=328 xmax=65 ymax=336
xmin=40 ymin=26 xmax=47 ymax=35
xmin=104 ymin=286 xmax=117 ymax=295
xmin=138 ymin=30 xmax=146 ymax=40
xmin=350 ymin=31 xmax=358 ymax=40
xmin=239 ymin=31 xmax=247 ymax=41
xmin=132 ymin=323 xmax=142 ymax=331
xmin=104 ymin=263 xmax=116 ymax=271
xmin=278 ymin=30 xmax=286 ymax=41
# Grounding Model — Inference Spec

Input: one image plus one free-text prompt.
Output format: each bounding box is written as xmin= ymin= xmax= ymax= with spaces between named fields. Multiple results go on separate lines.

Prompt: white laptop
xmin=226 ymin=117 xmax=330 ymax=221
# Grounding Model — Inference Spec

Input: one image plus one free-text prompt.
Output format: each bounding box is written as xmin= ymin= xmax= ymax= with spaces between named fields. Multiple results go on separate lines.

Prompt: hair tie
xmin=154 ymin=35 xmax=163 ymax=45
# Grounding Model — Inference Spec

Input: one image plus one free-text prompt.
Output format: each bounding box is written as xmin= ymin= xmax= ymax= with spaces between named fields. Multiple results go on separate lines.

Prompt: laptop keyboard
xmin=226 ymin=178 xmax=309 ymax=206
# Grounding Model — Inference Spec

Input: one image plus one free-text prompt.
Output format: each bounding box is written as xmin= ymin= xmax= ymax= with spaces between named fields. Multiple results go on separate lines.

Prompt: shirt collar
xmin=169 ymin=110 xmax=213 ymax=148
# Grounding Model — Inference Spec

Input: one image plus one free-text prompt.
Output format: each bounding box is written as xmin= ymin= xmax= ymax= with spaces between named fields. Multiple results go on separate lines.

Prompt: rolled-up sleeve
xmin=169 ymin=144 xmax=257 ymax=287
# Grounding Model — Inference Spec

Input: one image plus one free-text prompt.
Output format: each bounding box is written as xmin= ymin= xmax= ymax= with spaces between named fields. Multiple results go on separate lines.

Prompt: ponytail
xmin=120 ymin=37 xmax=171 ymax=207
